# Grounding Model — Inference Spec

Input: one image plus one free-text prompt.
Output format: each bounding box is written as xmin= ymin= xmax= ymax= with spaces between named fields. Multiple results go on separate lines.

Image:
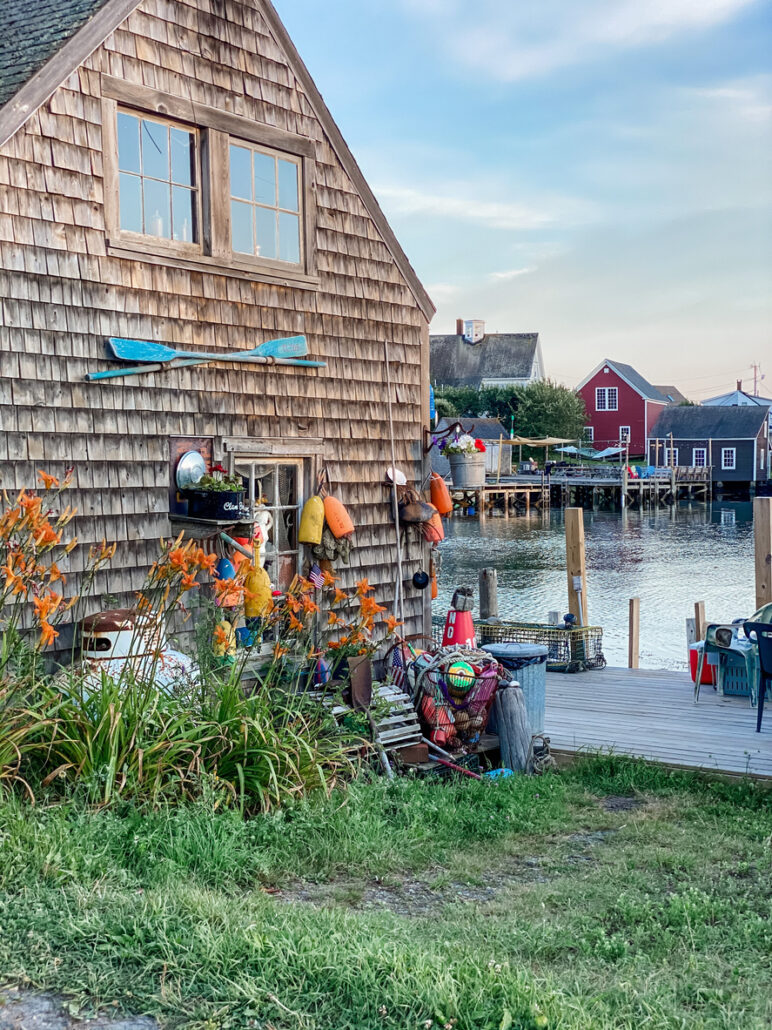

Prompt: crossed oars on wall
xmin=84 ymin=335 xmax=326 ymax=381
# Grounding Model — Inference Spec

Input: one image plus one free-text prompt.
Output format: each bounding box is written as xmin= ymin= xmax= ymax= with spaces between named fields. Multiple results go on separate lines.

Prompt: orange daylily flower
xmin=327 ymin=612 xmax=345 ymax=627
xmin=39 ymin=621 xmax=59 ymax=648
xmin=48 ymin=563 xmax=64 ymax=584
xmin=322 ymin=570 xmax=336 ymax=587
xmin=32 ymin=592 xmax=61 ymax=623
xmin=333 ymin=588 xmax=348 ymax=605
xmin=169 ymin=548 xmax=189 ymax=570
xmin=180 ymin=573 xmax=197 ymax=592
xmin=355 ymin=578 xmax=372 ymax=598
xmin=301 ymin=595 xmax=319 ymax=616
xmin=273 ymin=643 xmax=289 ymax=659
xmin=37 ymin=471 xmax=60 ymax=490
xmin=385 ymin=614 xmax=403 ymax=635
xmin=288 ymin=614 xmax=304 ymax=633
xmin=360 ymin=595 xmax=386 ymax=619
xmin=35 ymin=523 xmax=62 ymax=548
xmin=213 ymin=624 xmax=230 ymax=647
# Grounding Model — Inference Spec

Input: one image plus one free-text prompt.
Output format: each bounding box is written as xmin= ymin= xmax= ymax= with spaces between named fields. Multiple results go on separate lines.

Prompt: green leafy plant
xmin=194 ymin=464 xmax=244 ymax=492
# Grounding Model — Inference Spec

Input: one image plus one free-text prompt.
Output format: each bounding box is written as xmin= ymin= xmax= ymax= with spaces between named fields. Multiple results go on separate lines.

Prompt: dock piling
xmin=754 ymin=497 xmax=772 ymax=610
xmin=694 ymin=601 xmax=706 ymax=644
xmin=628 ymin=597 xmax=640 ymax=669
xmin=565 ymin=507 xmax=587 ymax=625
xmin=479 ymin=568 xmax=499 ymax=620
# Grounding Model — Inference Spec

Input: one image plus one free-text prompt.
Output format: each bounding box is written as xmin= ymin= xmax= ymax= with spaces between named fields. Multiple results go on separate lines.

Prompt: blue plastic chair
xmin=743 ymin=622 xmax=772 ymax=733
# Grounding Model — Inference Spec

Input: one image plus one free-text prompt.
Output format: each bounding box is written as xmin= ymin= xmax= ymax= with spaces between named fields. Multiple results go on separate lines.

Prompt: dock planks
xmin=545 ymin=666 xmax=772 ymax=779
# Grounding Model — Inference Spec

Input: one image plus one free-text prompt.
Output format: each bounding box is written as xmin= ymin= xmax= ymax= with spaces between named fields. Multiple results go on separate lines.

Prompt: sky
xmin=273 ymin=0 xmax=772 ymax=398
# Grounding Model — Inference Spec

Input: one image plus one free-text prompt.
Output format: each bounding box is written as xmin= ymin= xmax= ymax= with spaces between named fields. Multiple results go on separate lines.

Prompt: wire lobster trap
xmin=430 ymin=617 xmax=605 ymax=673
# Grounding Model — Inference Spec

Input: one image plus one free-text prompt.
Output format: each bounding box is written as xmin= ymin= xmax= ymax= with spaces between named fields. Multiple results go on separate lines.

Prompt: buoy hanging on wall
xmin=323 ymin=494 xmax=355 ymax=539
xmin=430 ymin=473 xmax=453 ymax=516
xmin=298 ymin=495 xmax=325 ymax=545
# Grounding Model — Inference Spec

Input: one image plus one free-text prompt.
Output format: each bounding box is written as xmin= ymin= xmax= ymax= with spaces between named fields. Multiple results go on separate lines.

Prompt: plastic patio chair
xmin=742 ymin=622 xmax=772 ymax=733
xmin=694 ymin=623 xmax=758 ymax=706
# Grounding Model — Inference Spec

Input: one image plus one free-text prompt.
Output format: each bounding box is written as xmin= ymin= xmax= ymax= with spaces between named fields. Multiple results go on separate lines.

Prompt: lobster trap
xmin=431 ymin=617 xmax=605 ymax=673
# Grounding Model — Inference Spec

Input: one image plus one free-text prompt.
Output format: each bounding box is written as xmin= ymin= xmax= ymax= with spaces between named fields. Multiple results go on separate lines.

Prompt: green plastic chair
xmin=694 ymin=624 xmax=758 ymax=706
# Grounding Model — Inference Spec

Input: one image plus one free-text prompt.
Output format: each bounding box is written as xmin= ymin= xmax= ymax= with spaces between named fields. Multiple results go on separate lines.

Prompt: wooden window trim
xmin=721 ymin=447 xmax=736 ymax=470
xmin=101 ymin=77 xmax=318 ymax=285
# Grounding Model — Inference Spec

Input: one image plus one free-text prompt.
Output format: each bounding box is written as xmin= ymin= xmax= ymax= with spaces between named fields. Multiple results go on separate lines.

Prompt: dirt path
xmin=0 ymin=990 xmax=157 ymax=1030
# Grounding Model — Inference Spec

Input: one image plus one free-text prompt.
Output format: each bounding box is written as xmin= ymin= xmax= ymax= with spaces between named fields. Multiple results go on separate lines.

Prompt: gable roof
xmin=575 ymin=359 xmax=668 ymax=402
xmin=430 ymin=333 xmax=539 ymax=388
xmin=0 ymin=0 xmax=435 ymax=322
xmin=654 ymin=385 xmax=688 ymax=405
xmin=649 ymin=404 xmax=769 ymax=440
xmin=703 ymin=389 xmax=772 ymax=407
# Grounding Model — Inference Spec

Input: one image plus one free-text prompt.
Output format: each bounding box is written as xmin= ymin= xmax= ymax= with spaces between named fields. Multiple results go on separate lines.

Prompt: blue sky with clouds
xmin=274 ymin=0 xmax=771 ymax=398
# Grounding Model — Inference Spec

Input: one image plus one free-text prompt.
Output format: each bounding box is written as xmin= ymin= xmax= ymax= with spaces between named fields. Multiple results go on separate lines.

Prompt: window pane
xmin=276 ymin=554 xmax=297 ymax=593
xmin=119 ymin=172 xmax=142 ymax=232
xmin=278 ymin=212 xmax=300 ymax=263
xmin=230 ymin=145 xmax=252 ymax=200
xmin=172 ymin=185 xmax=196 ymax=243
xmin=170 ymin=127 xmax=195 ymax=186
xmin=231 ymin=200 xmax=254 ymax=254
xmin=276 ymin=509 xmax=298 ymax=553
xmin=278 ymin=465 xmax=297 ymax=507
xmin=253 ymin=151 xmax=276 ymax=206
xmin=255 ymin=206 xmax=277 ymax=259
xmin=141 ymin=120 xmax=169 ymax=180
xmin=277 ymin=159 xmax=299 ymax=211
xmin=117 ymin=113 xmax=140 ymax=173
xmin=254 ymin=467 xmax=276 ymax=506
xmin=143 ymin=178 xmax=171 ymax=238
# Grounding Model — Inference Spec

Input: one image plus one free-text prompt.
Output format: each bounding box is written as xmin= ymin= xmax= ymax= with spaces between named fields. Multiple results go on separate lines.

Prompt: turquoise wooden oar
xmin=85 ymin=335 xmax=325 ymax=381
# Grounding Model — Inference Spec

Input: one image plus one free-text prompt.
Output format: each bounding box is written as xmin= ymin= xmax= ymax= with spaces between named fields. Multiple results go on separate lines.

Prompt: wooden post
xmin=497 ymin=434 xmax=503 ymax=484
xmin=479 ymin=568 xmax=499 ymax=620
xmin=495 ymin=686 xmax=533 ymax=773
xmin=708 ymin=438 xmax=713 ymax=504
xmin=565 ymin=507 xmax=587 ymax=625
xmin=694 ymin=601 xmax=706 ymax=643
xmin=755 ymin=496 xmax=772 ymax=610
xmin=628 ymin=597 xmax=640 ymax=669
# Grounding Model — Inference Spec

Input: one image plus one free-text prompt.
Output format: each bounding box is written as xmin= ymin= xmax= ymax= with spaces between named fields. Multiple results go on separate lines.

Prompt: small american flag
xmin=390 ymin=645 xmax=406 ymax=689
xmin=309 ymin=562 xmax=325 ymax=590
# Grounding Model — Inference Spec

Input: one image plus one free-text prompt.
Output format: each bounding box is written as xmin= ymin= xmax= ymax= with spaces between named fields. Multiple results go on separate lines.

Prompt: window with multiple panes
xmin=721 ymin=448 xmax=736 ymax=470
xmin=229 ymin=143 xmax=302 ymax=265
xmin=665 ymin=447 xmax=679 ymax=467
xmin=595 ymin=387 xmax=618 ymax=411
xmin=117 ymin=111 xmax=199 ymax=244
xmin=584 ymin=426 xmax=594 ymax=442
xmin=103 ymin=78 xmax=317 ymax=284
xmin=619 ymin=426 xmax=631 ymax=443
xmin=235 ymin=459 xmax=304 ymax=593
xmin=692 ymin=448 xmax=707 ymax=467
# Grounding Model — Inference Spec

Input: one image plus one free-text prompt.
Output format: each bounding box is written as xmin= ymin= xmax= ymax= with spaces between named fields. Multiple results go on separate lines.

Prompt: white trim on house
xmin=575 ymin=358 xmax=664 ymax=400
xmin=692 ymin=447 xmax=707 ymax=467
xmin=721 ymin=447 xmax=736 ymax=470
xmin=619 ymin=426 xmax=631 ymax=443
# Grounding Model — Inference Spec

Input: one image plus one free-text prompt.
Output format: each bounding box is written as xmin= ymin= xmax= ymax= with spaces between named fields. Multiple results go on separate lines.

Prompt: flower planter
xmin=448 ymin=453 xmax=486 ymax=489
xmin=184 ymin=489 xmax=245 ymax=520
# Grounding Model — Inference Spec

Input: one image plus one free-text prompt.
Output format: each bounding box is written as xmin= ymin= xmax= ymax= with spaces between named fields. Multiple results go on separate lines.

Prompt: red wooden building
xmin=575 ymin=360 xmax=669 ymax=457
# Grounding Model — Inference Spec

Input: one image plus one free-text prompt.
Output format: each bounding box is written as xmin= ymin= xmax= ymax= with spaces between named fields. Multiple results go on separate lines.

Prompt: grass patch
xmin=1 ymin=756 xmax=771 ymax=1029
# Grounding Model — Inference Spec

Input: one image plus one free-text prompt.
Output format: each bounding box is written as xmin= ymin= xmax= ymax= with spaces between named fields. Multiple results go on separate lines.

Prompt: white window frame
xmin=584 ymin=425 xmax=594 ymax=443
xmin=721 ymin=447 xmax=736 ymax=471
xmin=595 ymin=388 xmax=607 ymax=411
xmin=607 ymin=387 xmax=618 ymax=411
xmin=692 ymin=447 xmax=707 ymax=468
xmin=666 ymin=447 xmax=679 ymax=467
xmin=619 ymin=426 xmax=631 ymax=443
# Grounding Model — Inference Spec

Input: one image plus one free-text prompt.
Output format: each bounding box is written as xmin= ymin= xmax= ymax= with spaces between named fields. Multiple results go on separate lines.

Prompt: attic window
xmin=230 ymin=143 xmax=302 ymax=265
xmin=116 ymin=111 xmax=200 ymax=246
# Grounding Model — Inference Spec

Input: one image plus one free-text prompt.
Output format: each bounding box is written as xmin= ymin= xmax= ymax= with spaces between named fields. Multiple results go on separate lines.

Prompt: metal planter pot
xmin=448 ymin=453 xmax=486 ymax=489
xmin=185 ymin=489 xmax=245 ymax=520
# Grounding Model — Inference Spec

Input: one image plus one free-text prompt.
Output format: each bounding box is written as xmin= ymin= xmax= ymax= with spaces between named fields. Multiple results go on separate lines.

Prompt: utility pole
xmin=751 ymin=362 xmax=762 ymax=396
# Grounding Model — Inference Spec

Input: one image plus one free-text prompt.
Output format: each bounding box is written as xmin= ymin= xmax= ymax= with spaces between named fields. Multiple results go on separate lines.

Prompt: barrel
xmin=482 ymin=642 xmax=548 ymax=733
xmin=448 ymin=453 xmax=486 ymax=488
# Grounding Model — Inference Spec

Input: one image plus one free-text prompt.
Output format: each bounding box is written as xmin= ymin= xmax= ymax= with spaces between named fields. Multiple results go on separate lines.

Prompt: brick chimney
xmin=456 ymin=318 xmax=464 ymax=336
xmin=737 ymin=379 xmax=743 ymax=391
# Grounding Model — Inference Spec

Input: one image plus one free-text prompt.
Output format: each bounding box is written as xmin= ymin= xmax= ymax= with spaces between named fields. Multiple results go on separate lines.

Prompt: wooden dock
xmin=544 ymin=666 xmax=772 ymax=779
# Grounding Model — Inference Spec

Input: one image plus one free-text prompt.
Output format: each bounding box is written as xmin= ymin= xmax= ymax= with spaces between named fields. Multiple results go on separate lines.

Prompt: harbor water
xmin=432 ymin=502 xmax=755 ymax=670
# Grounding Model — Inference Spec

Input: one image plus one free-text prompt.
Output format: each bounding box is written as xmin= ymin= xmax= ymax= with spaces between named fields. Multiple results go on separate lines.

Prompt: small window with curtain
xmin=116 ymin=110 xmax=199 ymax=245
xmin=229 ymin=142 xmax=302 ymax=266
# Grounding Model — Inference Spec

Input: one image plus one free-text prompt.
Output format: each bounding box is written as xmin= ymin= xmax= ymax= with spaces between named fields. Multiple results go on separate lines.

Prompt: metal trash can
xmin=482 ymin=642 xmax=549 ymax=733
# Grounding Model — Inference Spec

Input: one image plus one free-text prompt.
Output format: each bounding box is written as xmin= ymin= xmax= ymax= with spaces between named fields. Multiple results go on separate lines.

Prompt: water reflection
xmin=432 ymin=503 xmax=754 ymax=670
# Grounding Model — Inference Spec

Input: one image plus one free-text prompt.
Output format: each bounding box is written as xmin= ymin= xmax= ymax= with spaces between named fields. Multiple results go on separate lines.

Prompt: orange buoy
xmin=431 ymin=571 xmax=438 ymax=600
xmin=430 ymin=473 xmax=453 ymax=516
xmin=323 ymin=494 xmax=355 ymax=539
xmin=422 ymin=510 xmax=445 ymax=543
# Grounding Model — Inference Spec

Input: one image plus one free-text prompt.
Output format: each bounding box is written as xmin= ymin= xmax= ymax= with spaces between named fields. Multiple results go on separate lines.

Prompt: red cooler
xmin=689 ymin=642 xmax=717 ymax=686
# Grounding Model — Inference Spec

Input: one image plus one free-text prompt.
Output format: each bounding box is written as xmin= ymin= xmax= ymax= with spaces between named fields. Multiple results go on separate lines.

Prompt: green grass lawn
xmin=1 ymin=756 xmax=771 ymax=1030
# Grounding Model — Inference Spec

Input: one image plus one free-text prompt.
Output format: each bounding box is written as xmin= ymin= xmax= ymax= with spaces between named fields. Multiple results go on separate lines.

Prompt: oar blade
xmin=256 ymin=335 xmax=308 ymax=359
xmin=107 ymin=338 xmax=176 ymax=363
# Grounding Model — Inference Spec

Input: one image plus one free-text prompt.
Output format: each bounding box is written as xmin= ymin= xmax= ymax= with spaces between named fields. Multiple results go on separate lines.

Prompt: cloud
xmin=402 ymin=0 xmax=761 ymax=81
xmin=490 ymin=267 xmax=536 ymax=280
xmin=689 ymin=77 xmax=772 ymax=122
xmin=374 ymin=183 xmax=596 ymax=231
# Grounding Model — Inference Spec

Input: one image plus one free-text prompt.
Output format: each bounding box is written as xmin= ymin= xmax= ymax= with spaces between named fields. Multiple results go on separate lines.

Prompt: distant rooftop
xmin=650 ymin=404 xmax=769 ymax=440
xmin=430 ymin=332 xmax=540 ymax=388
xmin=654 ymin=385 xmax=688 ymax=405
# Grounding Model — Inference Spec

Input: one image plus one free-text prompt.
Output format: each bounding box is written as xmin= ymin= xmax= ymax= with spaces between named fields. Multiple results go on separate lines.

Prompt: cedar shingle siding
xmin=0 ymin=0 xmax=434 ymax=639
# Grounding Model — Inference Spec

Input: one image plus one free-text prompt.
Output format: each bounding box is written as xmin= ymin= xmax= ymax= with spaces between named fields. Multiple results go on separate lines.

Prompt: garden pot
xmin=448 ymin=452 xmax=486 ymax=489
xmin=330 ymin=654 xmax=373 ymax=710
xmin=185 ymin=489 xmax=245 ymax=520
